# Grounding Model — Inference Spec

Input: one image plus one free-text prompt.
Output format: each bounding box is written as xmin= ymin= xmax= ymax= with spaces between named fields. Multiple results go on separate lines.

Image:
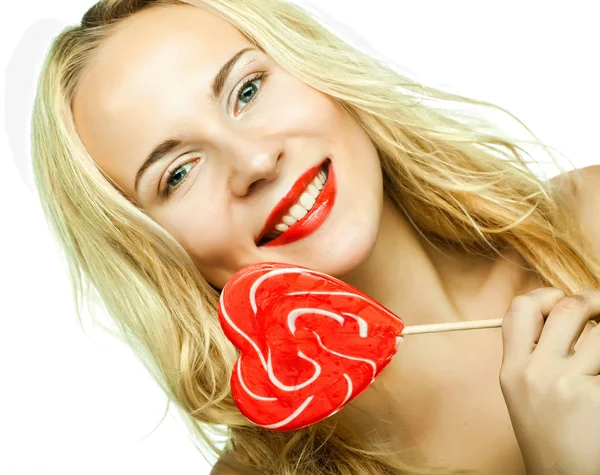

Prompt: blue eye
xmin=235 ymin=72 xmax=267 ymax=113
xmin=162 ymin=160 xmax=196 ymax=198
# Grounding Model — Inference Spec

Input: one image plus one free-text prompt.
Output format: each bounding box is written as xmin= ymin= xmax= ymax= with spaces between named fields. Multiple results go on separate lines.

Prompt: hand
xmin=499 ymin=288 xmax=600 ymax=475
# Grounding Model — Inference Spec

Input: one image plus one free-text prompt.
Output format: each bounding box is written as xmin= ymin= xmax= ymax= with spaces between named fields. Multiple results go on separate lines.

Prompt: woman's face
xmin=72 ymin=3 xmax=383 ymax=289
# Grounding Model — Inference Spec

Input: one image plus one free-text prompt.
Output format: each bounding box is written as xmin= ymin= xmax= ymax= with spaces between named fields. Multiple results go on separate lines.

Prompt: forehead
xmin=71 ymin=3 xmax=252 ymax=199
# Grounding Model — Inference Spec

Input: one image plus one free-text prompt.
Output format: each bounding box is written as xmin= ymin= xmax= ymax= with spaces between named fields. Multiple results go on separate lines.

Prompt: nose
xmin=228 ymin=140 xmax=281 ymax=197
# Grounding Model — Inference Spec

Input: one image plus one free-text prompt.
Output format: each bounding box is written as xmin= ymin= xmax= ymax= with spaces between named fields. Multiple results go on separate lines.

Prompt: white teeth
xmin=289 ymin=204 xmax=308 ymax=221
xmin=282 ymin=215 xmax=296 ymax=226
xmin=307 ymin=184 xmax=320 ymax=198
xmin=299 ymin=192 xmax=316 ymax=210
xmin=313 ymin=176 xmax=324 ymax=190
xmin=263 ymin=164 xmax=329 ymax=243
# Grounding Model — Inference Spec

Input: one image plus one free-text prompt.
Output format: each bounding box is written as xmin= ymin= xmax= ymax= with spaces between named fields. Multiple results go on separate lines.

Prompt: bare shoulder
xmin=550 ymin=164 xmax=600 ymax=254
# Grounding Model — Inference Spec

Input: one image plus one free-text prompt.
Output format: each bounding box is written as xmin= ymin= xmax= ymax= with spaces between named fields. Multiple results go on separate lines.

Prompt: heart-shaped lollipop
xmin=218 ymin=262 xmax=405 ymax=432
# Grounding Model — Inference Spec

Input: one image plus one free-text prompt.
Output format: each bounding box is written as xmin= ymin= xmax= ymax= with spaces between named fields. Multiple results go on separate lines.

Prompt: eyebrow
xmin=134 ymin=46 xmax=257 ymax=193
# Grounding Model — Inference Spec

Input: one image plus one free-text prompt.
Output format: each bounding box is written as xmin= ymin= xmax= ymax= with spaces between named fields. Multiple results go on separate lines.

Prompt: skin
xmin=72 ymin=4 xmax=598 ymax=472
xmin=72 ymin=3 xmax=383 ymax=292
xmin=71 ymin=3 xmax=522 ymax=327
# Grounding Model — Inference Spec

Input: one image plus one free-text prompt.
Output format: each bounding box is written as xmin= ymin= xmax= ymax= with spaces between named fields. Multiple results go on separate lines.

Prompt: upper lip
xmin=256 ymin=158 xmax=329 ymax=245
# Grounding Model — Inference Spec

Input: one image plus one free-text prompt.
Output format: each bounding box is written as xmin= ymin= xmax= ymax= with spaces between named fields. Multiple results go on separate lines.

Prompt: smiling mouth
xmin=257 ymin=160 xmax=331 ymax=246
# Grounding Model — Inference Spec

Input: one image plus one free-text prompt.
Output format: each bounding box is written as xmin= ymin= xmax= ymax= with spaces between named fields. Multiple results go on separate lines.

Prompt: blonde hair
xmin=31 ymin=0 xmax=600 ymax=473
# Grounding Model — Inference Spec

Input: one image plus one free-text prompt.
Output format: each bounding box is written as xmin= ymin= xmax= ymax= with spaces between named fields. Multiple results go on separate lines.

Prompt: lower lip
xmin=263 ymin=163 xmax=336 ymax=248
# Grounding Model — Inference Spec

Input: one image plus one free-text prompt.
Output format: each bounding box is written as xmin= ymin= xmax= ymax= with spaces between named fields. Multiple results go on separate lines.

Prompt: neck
xmin=342 ymin=193 xmax=536 ymax=325
xmin=342 ymin=193 xmax=466 ymax=326
xmin=333 ymin=193 xmax=539 ymax=463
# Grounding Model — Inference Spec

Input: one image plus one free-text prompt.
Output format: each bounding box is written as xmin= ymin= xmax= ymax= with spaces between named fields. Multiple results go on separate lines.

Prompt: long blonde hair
xmin=31 ymin=0 xmax=600 ymax=473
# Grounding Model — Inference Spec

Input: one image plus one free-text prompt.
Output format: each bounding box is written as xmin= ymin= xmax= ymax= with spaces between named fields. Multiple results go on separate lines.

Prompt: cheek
xmin=156 ymin=204 xmax=235 ymax=271
xmin=326 ymin=129 xmax=384 ymax=277
xmin=186 ymin=233 xmax=238 ymax=290
xmin=271 ymin=74 xmax=341 ymax=129
xmin=333 ymin=172 xmax=383 ymax=275
xmin=336 ymin=117 xmax=384 ymax=221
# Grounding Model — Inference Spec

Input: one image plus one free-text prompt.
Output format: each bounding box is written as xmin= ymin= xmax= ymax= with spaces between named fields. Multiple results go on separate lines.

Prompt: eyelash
xmin=160 ymin=71 xmax=269 ymax=198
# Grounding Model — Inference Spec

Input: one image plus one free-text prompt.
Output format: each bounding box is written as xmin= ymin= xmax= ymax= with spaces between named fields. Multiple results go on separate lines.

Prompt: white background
xmin=1 ymin=1 xmax=598 ymax=474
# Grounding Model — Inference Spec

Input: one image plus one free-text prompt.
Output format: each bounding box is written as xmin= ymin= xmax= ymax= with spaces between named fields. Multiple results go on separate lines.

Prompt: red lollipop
xmin=218 ymin=262 xmax=405 ymax=432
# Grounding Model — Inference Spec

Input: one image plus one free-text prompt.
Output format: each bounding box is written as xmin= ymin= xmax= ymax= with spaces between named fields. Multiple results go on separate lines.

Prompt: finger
xmin=501 ymin=287 xmax=566 ymax=368
xmin=569 ymin=321 xmax=600 ymax=376
xmin=535 ymin=290 xmax=600 ymax=358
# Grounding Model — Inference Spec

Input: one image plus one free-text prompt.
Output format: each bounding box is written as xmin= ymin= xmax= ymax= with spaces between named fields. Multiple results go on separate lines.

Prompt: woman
xmin=31 ymin=0 xmax=600 ymax=473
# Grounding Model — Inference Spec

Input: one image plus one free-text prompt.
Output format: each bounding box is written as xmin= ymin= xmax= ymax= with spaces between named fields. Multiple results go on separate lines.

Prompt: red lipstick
xmin=257 ymin=159 xmax=336 ymax=247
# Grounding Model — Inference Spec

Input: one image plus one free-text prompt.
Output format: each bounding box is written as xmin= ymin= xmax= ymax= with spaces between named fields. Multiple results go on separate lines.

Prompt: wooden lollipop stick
xmin=402 ymin=318 xmax=504 ymax=335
